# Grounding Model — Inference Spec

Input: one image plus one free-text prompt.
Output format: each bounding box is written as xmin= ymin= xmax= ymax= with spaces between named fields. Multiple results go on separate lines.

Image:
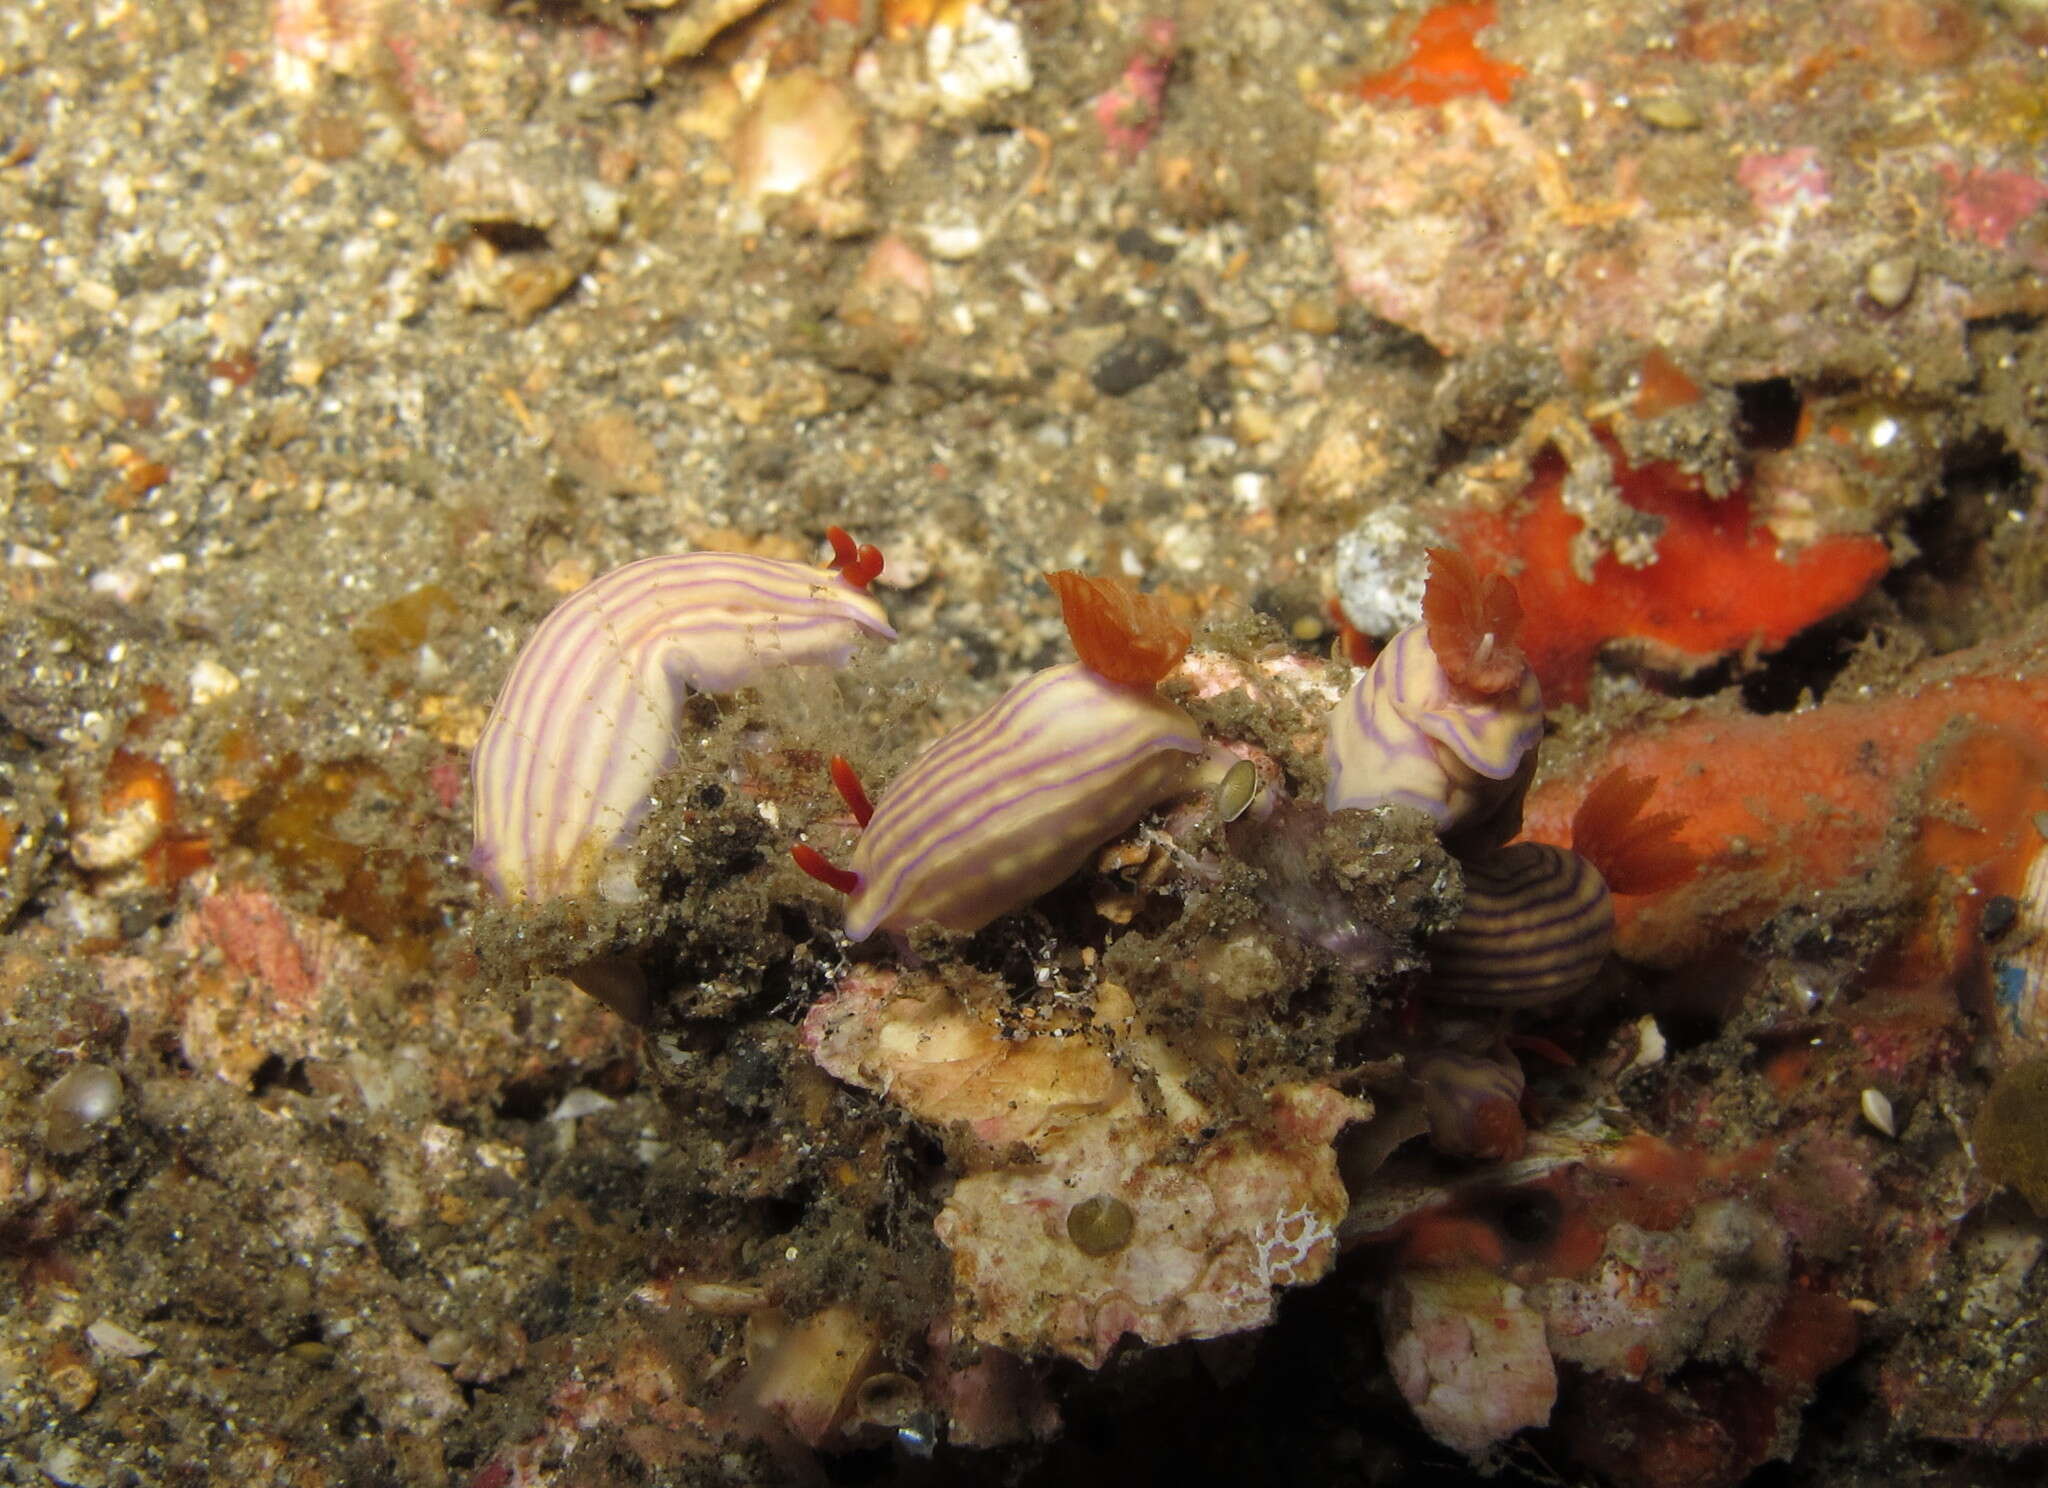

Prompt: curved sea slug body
xmin=1324 ymin=623 xmax=1543 ymax=830
xmin=1425 ymin=842 xmax=1613 ymax=1007
xmin=842 ymin=661 xmax=1204 ymax=940
xmin=472 ymin=538 xmax=894 ymax=902
xmin=1414 ymin=1047 xmax=1528 ymax=1161
xmin=798 ymin=570 xmax=1206 ymax=941
xmin=1324 ymin=549 xmax=1543 ymax=851
xmin=1422 ymin=767 xmax=1697 ymax=1008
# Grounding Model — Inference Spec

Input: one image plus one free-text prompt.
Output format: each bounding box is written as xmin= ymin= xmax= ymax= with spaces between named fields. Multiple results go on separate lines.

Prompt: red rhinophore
xmin=792 ymin=842 xmax=860 ymax=896
xmin=1327 ymin=596 xmax=1377 ymax=667
xmin=1504 ymin=1031 xmax=1578 ymax=1068
xmin=829 ymin=755 xmax=874 ymax=827
xmin=826 ymin=525 xmax=885 ymax=589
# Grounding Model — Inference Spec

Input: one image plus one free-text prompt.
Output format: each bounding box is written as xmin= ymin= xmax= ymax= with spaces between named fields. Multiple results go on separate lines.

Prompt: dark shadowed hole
xmin=468 ymin=220 xmax=549 ymax=253
xmin=495 ymin=1072 xmax=561 ymax=1122
xmin=1735 ymin=377 xmax=1802 ymax=450
xmin=1898 ymin=431 xmax=2027 ymax=584
xmin=1737 ymin=614 xmax=1870 ymax=714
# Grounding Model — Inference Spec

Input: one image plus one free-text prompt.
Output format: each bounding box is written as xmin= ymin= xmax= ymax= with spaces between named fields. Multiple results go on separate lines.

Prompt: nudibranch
xmin=794 ymin=571 xmax=1206 ymax=940
xmin=471 ymin=529 xmax=894 ymax=902
xmin=1325 ymin=548 xmax=1543 ymax=853
xmin=1413 ymin=1048 xmax=1527 ymax=1162
xmin=1426 ymin=842 xmax=1614 ymax=1007
xmin=1426 ymin=766 xmax=1696 ymax=1007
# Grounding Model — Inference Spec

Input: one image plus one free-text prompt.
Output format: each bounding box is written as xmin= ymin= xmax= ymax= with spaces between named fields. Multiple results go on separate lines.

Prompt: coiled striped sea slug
xmin=471 ymin=528 xmax=894 ymax=902
xmin=794 ymin=571 xmax=1207 ymax=940
xmin=1426 ymin=765 xmax=1697 ymax=1007
xmin=1326 ymin=548 xmax=1544 ymax=854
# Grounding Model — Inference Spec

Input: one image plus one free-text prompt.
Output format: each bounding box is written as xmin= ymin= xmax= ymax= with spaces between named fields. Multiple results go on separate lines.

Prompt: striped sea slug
xmin=471 ymin=528 xmax=894 ymax=902
xmin=794 ymin=571 xmax=1207 ymax=940
xmin=1413 ymin=1047 xmax=1528 ymax=1161
xmin=1425 ymin=766 xmax=1696 ymax=1007
xmin=1325 ymin=548 xmax=1544 ymax=854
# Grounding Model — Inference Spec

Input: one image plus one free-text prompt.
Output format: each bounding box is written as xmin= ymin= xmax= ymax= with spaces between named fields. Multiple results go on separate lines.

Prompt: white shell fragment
xmin=188 ymin=657 xmax=241 ymax=705
xmin=549 ymin=1088 xmax=617 ymax=1122
xmin=1860 ymin=1087 xmax=1897 ymax=1139
xmin=86 ymin=1318 xmax=158 ymax=1359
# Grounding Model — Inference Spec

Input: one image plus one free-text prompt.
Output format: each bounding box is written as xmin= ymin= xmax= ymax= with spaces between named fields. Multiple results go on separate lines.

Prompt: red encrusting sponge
xmin=1446 ymin=434 xmax=1892 ymax=704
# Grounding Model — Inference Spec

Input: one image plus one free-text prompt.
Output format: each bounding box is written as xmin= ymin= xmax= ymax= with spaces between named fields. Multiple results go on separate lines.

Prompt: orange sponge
xmin=1449 ymin=434 xmax=1891 ymax=704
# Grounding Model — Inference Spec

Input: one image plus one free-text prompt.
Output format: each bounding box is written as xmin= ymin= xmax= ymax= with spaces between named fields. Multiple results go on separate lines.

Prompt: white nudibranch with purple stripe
xmin=794 ymin=571 xmax=1208 ymax=940
xmin=842 ymin=662 xmax=1204 ymax=939
xmin=1325 ymin=548 xmax=1543 ymax=853
xmin=1325 ymin=625 xmax=1542 ymax=826
xmin=471 ymin=530 xmax=894 ymax=902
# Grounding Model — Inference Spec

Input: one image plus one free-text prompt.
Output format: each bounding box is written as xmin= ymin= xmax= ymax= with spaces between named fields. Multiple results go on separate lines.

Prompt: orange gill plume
xmin=1422 ymin=545 xmax=1527 ymax=696
xmin=1570 ymin=766 xmax=1699 ymax=897
xmin=1043 ymin=570 xmax=1191 ymax=688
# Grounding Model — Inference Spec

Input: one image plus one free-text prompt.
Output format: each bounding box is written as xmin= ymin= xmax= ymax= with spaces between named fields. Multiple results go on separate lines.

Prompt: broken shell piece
xmin=744 ymin=1306 xmax=879 ymax=1446
xmin=658 ymin=0 xmax=777 ymax=62
xmin=1617 ymin=1014 xmax=1667 ymax=1078
xmin=85 ymin=1318 xmax=156 ymax=1359
xmin=678 ymin=1279 xmax=768 ymax=1316
xmin=1861 ymin=1087 xmax=1898 ymax=1138
xmin=730 ymin=70 xmax=869 ymax=236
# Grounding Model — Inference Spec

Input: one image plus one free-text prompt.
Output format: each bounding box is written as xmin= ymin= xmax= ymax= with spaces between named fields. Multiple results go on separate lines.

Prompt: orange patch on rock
xmin=103 ymin=749 xmax=213 ymax=887
xmin=1759 ymin=1290 xmax=1860 ymax=1389
xmin=1633 ymin=347 xmax=1703 ymax=418
xmin=1354 ymin=0 xmax=1523 ymax=106
xmin=1521 ymin=641 xmax=2048 ymax=966
xmin=1448 ymin=435 xmax=1890 ymax=703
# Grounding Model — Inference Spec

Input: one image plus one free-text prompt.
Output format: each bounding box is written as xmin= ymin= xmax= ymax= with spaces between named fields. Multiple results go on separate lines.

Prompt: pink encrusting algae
xmin=471 ymin=532 xmax=893 ymax=901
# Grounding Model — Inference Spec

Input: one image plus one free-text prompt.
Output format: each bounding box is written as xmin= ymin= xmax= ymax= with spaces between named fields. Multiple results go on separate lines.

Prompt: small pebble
xmin=1114 ymin=226 xmax=1177 ymax=263
xmin=921 ymin=212 xmax=986 ymax=261
xmin=43 ymin=1064 xmax=123 ymax=1155
xmin=1864 ymin=254 xmax=1918 ymax=310
xmin=189 ymin=657 xmax=240 ymax=705
xmin=1287 ymin=296 xmax=1339 ymax=335
xmin=1861 ymin=1087 xmax=1897 ymax=1138
xmin=1091 ymin=335 xmax=1182 ymax=396
xmin=1636 ymin=95 xmax=1701 ymax=131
